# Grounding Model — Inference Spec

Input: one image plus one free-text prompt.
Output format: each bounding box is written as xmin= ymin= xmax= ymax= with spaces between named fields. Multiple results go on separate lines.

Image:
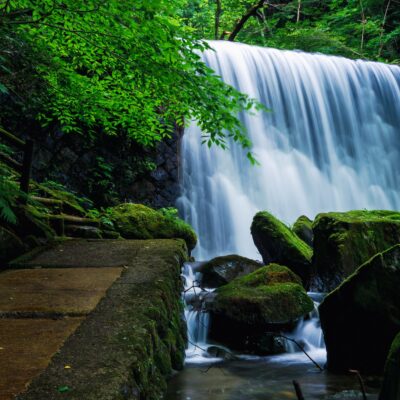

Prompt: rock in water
xmin=320 ymin=244 xmax=400 ymax=373
xmin=199 ymin=254 xmax=262 ymax=288
xmin=251 ymin=211 xmax=313 ymax=286
xmin=379 ymin=332 xmax=400 ymax=400
xmin=293 ymin=215 xmax=313 ymax=247
xmin=312 ymin=210 xmax=400 ymax=292
xmin=107 ymin=203 xmax=197 ymax=251
xmin=209 ymin=264 xmax=313 ymax=354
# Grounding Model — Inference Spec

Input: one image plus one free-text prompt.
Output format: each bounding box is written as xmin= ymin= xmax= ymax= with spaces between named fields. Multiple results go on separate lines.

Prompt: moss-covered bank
xmin=17 ymin=239 xmax=188 ymax=400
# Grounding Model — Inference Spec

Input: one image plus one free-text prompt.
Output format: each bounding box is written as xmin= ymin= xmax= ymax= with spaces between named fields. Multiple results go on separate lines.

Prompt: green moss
xmin=313 ymin=210 xmax=400 ymax=291
xmin=239 ymin=263 xmax=302 ymax=286
xmin=108 ymin=203 xmax=197 ymax=251
xmin=213 ymin=264 xmax=313 ymax=325
xmin=292 ymin=215 xmax=313 ymax=246
xmin=252 ymin=212 xmax=312 ymax=261
xmin=251 ymin=211 xmax=313 ymax=284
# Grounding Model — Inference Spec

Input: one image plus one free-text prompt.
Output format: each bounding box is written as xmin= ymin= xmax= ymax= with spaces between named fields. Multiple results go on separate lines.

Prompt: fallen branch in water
xmin=349 ymin=369 xmax=367 ymax=400
xmin=278 ymin=334 xmax=324 ymax=371
xmin=293 ymin=380 xmax=305 ymax=400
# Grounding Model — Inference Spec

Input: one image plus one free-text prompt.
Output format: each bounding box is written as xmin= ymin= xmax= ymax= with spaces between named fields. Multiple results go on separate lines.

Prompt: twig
xmin=349 ymin=369 xmax=367 ymax=400
xmin=293 ymin=380 xmax=305 ymax=400
xmin=278 ymin=334 xmax=324 ymax=371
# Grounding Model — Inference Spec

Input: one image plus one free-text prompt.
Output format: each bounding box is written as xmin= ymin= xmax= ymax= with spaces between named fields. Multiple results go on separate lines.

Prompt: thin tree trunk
xmin=359 ymin=0 xmax=366 ymax=53
xmin=215 ymin=0 xmax=222 ymax=40
xmin=378 ymin=0 xmax=391 ymax=57
xmin=296 ymin=0 xmax=301 ymax=23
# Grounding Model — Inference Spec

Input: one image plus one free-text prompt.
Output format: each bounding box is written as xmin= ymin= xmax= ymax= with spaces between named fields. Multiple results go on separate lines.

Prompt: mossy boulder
xmin=319 ymin=244 xmax=400 ymax=373
xmin=209 ymin=264 xmax=314 ymax=354
xmin=108 ymin=203 xmax=197 ymax=251
xmin=312 ymin=210 xmax=400 ymax=292
xmin=293 ymin=215 xmax=313 ymax=247
xmin=251 ymin=211 xmax=313 ymax=286
xmin=380 ymin=332 xmax=400 ymax=400
xmin=199 ymin=254 xmax=262 ymax=288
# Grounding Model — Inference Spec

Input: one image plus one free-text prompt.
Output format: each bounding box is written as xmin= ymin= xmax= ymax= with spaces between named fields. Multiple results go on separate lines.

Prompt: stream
xmin=166 ymin=262 xmax=380 ymax=400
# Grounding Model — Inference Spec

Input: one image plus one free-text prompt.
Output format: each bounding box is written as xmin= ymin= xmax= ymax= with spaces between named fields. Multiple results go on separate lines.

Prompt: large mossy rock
xmin=108 ymin=203 xmax=197 ymax=251
xmin=319 ymin=244 xmax=400 ymax=373
xmin=380 ymin=332 xmax=400 ymax=400
xmin=251 ymin=211 xmax=313 ymax=286
xmin=199 ymin=254 xmax=262 ymax=288
xmin=209 ymin=264 xmax=314 ymax=354
xmin=293 ymin=215 xmax=313 ymax=247
xmin=312 ymin=210 xmax=400 ymax=292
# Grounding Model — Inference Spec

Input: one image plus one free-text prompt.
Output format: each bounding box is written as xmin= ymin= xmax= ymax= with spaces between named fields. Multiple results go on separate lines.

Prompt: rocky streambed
xmin=172 ymin=209 xmax=400 ymax=400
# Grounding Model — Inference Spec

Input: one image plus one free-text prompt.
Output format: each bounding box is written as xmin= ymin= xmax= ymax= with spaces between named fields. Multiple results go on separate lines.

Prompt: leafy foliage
xmin=0 ymin=0 xmax=262 ymax=152
xmin=0 ymin=160 xmax=20 ymax=224
xmin=183 ymin=0 xmax=400 ymax=62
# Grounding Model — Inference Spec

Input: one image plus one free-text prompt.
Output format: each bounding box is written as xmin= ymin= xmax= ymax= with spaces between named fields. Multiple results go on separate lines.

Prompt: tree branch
xmin=227 ymin=0 xmax=265 ymax=41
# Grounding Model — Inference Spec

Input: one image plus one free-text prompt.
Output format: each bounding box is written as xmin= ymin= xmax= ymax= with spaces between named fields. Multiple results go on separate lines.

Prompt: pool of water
xmin=166 ymin=354 xmax=381 ymax=400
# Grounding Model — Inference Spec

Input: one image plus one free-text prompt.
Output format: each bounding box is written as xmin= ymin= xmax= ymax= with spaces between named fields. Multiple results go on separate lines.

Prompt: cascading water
xmin=182 ymin=262 xmax=218 ymax=363
xmin=177 ymin=40 xmax=400 ymax=261
xmin=280 ymin=292 xmax=326 ymax=364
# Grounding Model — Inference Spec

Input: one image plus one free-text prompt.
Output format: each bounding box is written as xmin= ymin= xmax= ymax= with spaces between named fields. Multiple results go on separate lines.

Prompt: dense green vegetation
xmin=1 ymin=0 xmax=399 ymax=223
xmin=184 ymin=0 xmax=400 ymax=62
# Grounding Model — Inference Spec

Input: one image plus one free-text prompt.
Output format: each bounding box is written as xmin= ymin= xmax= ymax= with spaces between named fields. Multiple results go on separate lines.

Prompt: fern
xmin=0 ymin=161 xmax=20 ymax=224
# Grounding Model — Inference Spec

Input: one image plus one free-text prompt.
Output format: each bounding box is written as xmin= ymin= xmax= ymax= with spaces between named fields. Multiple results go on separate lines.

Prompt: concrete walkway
xmin=0 ymin=239 xmax=187 ymax=400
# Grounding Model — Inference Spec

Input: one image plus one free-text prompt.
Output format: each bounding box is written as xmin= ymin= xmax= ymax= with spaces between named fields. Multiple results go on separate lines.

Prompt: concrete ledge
xmin=0 ymin=318 xmax=83 ymax=400
xmin=15 ymin=239 xmax=188 ymax=400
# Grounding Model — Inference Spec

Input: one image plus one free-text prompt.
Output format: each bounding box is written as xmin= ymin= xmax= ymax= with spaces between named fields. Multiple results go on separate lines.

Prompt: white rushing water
xmin=277 ymin=292 xmax=326 ymax=365
xmin=178 ymin=40 xmax=400 ymax=260
xmin=182 ymin=262 xmax=220 ymax=364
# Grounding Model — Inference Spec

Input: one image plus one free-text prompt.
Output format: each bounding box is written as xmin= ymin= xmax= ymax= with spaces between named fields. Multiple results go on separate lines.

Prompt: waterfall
xmin=281 ymin=292 xmax=326 ymax=364
xmin=177 ymin=40 xmax=400 ymax=261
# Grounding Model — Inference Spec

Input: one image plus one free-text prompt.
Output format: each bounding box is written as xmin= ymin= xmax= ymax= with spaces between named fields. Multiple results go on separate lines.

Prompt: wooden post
xmin=293 ymin=380 xmax=305 ymax=400
xmin=19 ymin=139 xmax=34 ymax=202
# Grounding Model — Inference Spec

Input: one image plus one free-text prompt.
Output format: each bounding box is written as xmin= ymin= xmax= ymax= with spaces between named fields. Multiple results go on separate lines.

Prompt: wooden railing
xmin=0 ymin=127 xmax=34 ymax=203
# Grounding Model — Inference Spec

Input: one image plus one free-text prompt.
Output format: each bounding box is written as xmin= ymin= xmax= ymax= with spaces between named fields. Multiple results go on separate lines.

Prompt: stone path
xmin=0 ymin=248 xmax=123 ymax=400
xmin=0 ymin=238 xmax=187 ymax=400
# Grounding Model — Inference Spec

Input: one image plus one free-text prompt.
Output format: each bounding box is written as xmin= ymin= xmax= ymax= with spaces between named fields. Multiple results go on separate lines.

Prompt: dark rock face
xmin=293 ymin=215 xmax=313 ymax=247
xmin=312 ymin=210 xmax=400 ymax=292
xmin=29 ymin=125 xmax=182 ymax=208
xmin=380 ymin=332 xmax=400 ymax=400
xmin=64 ymin=225 xmax=103 ymax=239
xmin=0 ymin=227 xmax=24 ymax=263
xmin=319 ymin=245 xmax=400 ymax=374
xmin=251 ymin=211 xmax=313 ymax=287
xmin=209 ymin=264 xmax=313 ymax=354
xmin=199 ymin=254 xmax=262 ymax=288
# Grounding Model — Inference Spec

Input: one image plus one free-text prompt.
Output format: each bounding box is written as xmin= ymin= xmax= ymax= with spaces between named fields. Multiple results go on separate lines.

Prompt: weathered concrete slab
xmin=16 ymin=239 xmax=188 ymax=400
xmin=0 ymin=267 xmax=123 ymax=316
xmin=11 ymin=239 xmax=143 ymax=268
xmin=0 ymin=318 xmax=83 ymax=400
